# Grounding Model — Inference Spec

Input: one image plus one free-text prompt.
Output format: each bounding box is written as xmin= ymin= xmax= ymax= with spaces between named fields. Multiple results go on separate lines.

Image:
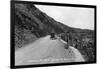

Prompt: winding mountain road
xmin=15 ymin=35 xmax=85 ymax=65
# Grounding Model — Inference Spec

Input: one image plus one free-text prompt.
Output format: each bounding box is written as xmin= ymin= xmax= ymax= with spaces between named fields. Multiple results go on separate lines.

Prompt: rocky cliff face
xmin=14 ymin=3 xmax=95 ymax=61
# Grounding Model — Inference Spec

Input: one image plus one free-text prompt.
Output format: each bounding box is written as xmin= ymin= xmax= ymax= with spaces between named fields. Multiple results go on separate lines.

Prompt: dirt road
xmin=15 ymin=35 xmax=85 ymax=65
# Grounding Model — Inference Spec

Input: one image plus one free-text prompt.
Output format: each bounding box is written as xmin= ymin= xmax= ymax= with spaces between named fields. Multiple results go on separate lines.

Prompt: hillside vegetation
xmin=14 ymin=3 xmax=95 ymax=62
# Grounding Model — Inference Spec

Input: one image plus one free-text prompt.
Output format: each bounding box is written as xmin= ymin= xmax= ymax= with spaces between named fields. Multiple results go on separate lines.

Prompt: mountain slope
xmin=14 ymin=3 xmax=95 ymax=62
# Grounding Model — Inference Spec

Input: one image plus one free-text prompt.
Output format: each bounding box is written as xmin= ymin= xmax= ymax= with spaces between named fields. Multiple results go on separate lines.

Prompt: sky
xmin=35 ymin=5 xmax=94 ymax=30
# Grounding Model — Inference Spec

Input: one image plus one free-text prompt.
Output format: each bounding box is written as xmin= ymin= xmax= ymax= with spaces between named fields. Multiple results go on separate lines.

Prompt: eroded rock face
xmin=14 ymin=3 xmax=95 ymax=61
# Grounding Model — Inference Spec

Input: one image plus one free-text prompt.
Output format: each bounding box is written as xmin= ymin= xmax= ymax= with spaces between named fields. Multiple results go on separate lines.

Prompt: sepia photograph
xmin=11 ymin=1 xmax=96 ymax=68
